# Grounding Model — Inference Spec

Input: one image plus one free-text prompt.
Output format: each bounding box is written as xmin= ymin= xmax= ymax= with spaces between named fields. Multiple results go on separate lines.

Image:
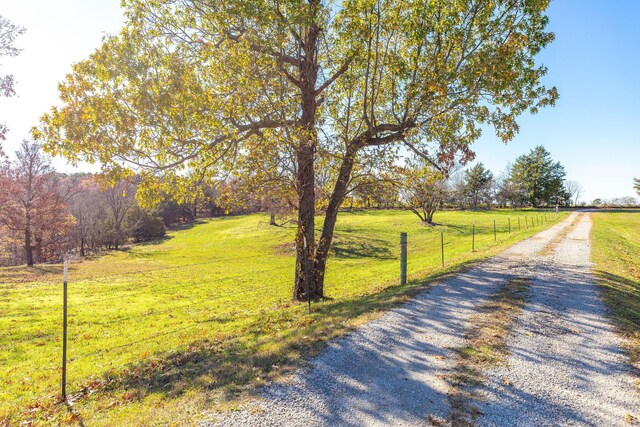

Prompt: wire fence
xmin=2 ymin=210 xmax=563 ymax=412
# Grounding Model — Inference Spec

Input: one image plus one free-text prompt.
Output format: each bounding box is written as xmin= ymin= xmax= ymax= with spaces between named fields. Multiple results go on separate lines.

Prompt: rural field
xmin=1 ymin=209 xmax=562 ymax=426
xmin=2 ymin=0 xmax=640 ymax=426
xmin=591 ymin=211 xmax=640 ymax=370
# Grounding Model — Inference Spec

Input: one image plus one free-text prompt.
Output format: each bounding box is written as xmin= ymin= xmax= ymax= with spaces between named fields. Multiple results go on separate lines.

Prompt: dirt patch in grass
xmin=447 ymin=277 xmax=531 ymax=426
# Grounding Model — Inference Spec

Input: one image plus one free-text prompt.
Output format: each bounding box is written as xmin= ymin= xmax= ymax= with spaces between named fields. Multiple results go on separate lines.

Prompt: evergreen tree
xmin=511 ymin=146 xmax=568 ymax=207
xmin=464 ymin=163 xmax=493 ymax=208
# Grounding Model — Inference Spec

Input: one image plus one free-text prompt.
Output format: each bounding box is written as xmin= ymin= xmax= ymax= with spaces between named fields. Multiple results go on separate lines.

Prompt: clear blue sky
xmin=1 ymin=1 xmax=638 ymax=202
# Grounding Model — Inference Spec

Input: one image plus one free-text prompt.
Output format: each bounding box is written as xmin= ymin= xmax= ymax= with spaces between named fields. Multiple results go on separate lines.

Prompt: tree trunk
xmin=293 ymin=137 xmax=317 ymax=301
xmin=426 ymin=210 xmax=434 ymax=224
xmin=24 ymin=211 xmax=33 ymax=267
xmin=80 ymin=238 xmax=85 ymax=257
xmin=269 ymin=212 xmax=277 ymax=226
xmin=313 ymin=147 xmax=358 ymax=295
xmin=292 ymin=12 xmax=320 ymax=301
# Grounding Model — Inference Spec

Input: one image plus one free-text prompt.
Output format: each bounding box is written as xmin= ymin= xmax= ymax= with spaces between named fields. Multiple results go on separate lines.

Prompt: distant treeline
xmin=1 ymin=142 xmax=636 ymax=267
xmin=0 ymin=142 xmax=229 ymax=267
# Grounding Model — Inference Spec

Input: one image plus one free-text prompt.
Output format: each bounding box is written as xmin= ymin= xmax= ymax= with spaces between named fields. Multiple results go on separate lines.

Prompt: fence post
xmin=441 ymin=231 xmax=445 ymax=267
xmin=493 ymin=219 xmax=497 ymax=241
xmin=508 ymin=218 xmax=511 ymax=234
xmin=472 ymin=223 xmax=475 ymax=252
xmin=62 ymin=259 xmax=68 ymax=401
xmin=518 ymin=216 xmax=521 ymax=231
xmin=400 ymin=232 xmax=407 ymax=285
xmin=525 ymin=215 xmax=528 ymax=230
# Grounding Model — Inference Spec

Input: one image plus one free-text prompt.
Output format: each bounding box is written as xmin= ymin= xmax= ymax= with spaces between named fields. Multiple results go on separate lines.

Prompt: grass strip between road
xmin=446 ymin=277 xmax=532 ymax=426
xmin=537 ymin=212 xmax=580 ymax=256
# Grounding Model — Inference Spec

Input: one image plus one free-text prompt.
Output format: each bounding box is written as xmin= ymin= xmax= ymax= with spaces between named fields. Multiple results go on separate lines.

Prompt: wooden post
xmin=508 ymin=218 xmax=511 ymax=234
xmin=518 ymin=216 xmax=521 ymax=231
xmin=400 ymin=232 xmax=407 ymax=285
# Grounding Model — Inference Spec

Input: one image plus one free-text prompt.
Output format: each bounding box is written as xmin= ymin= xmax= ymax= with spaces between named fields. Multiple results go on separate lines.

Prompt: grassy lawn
xmin=591 ymin=211 xmax=640 ymax=375
xmin=0 ymin=209 xmax=563 ymax=426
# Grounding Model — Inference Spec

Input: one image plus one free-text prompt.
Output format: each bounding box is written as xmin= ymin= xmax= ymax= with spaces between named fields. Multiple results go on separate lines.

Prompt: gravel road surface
xmin=475 ymin=213 xmax=639 ymax=426
xmin=202 ymin=213 xmax=638 ymax=426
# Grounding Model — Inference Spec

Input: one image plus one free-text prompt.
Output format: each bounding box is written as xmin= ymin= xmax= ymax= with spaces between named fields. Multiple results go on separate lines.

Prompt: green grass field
xmin=0 ymin=209 xmax=562 ymax=426
xmin=591 ymin=211 xmax=640 ymax=374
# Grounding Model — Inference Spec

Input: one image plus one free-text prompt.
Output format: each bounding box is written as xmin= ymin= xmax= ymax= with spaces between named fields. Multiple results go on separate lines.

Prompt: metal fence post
xmin=400 ymin=232 xmax=407 ymax=285
xmin=518 ymin=216 xmax=521 ymax=231
xmin=525 ymin=215 xmax=528 ymax=230
xmin=62 ymin=259 xmax=68 ymax=401
xmin=472 ymin=223 xmax=475 ymax=252
xmin=508 ymin=218 xmax=511 ymax=234
xmin=493 ymin=219 xmax=497 ymax=241
xmin=441 ymin=231 xmax=445 ymax=267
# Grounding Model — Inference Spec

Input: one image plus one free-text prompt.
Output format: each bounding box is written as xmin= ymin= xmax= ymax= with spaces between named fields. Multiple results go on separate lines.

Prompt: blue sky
xmin=473 ymin=0 xmax=640 ymax=202
xmin=1 ymin=0 xmax=638 ymax=202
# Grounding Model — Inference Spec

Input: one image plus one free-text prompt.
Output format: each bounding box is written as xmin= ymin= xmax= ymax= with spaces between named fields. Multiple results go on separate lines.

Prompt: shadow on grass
xmin=331 ymin=235 xmax=394 ymax=260
xmin=594 ymin=271 xmax=640 ymax=335
xmin=76 ymin=258 xmax=482 ymax=408
xmin=64 ymin=401 xmax=86 ymax=427
xmin=594 ymin=270 xmax=640 ymax=370
xmin=169 ymin=219 xmax=209 ymax=232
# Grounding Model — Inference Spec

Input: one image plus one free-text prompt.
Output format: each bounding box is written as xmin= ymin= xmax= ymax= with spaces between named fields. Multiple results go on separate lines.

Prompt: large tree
xmin=634 ymin=178 xmax=640 ymax=196
xmin=510 ymin=145 xmax=567 ymax=207
xmin=0 ymin=141 xmax=74 ymax=266
xmin=37 ymin=0 xmax=557 ymax=300
xmin=464 ymin=162 xmax=493 ymax=208
xmin=0 ymin=15 xmax=25 ymax=145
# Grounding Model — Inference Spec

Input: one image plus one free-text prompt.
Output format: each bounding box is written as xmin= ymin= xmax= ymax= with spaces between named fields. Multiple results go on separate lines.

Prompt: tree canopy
xmin=36 ymin=0 xmax=558 ymax=300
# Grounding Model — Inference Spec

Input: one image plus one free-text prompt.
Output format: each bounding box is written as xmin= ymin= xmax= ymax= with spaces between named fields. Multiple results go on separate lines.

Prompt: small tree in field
xmin=400 ymin=164 xmax=447 ymax=225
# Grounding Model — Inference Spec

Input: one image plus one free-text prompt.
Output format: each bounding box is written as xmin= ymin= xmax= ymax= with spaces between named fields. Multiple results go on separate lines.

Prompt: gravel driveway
xmin=475 ymin=213 xmax=639 ymax=426
xmin=202 ymin=213 xmax=638 ymax=426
